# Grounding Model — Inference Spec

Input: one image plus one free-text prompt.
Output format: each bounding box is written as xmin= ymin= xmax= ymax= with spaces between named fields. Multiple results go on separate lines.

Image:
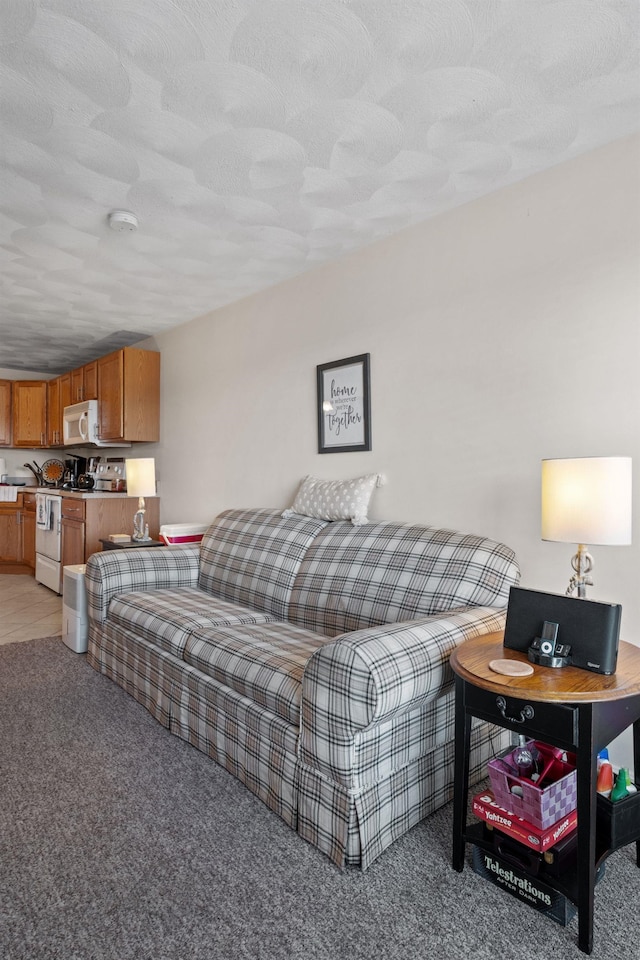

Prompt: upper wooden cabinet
xmin=0 ymin=380 xmax=11 ymax=446
xmin=48 ymin=363 xmax=100 ymax=445
xmin=71 ymin=366 xmax=84 ymax=404
xmin=69 ymin=361 xmax=97 ymax=403
xmin=59 ymin=372 xmax=71 ymax=412
xmin=47 ymin=373 xmax=71 ymax=446
xmin=97 ymin=347 xmax=160 ymax=443
xmin=83 ymin=361 xmax=98 ymax=401
xmin=47 ymin=376 xmax=61 ymax=446
xmin=12 ymin=380 xmax=48 ymax=447
xmin=4 ymin=348 xmax=159 ymax=448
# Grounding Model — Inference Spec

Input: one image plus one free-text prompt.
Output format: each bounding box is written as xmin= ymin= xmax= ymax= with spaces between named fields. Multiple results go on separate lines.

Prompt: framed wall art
xmin=317 ymin=353 xmax=371 ymax=454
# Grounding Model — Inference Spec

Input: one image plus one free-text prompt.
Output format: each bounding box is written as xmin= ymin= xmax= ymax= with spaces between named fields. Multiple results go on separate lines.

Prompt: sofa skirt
xmin=88 ymin=623 xmax=508 ymax=870
xmin=298 ymin=708 xmax=507 ymax=870
xmin=170 ymin=659 xmax=300 ymax=830
xmin=88 ymin=621 xmax=300 ymax=830
xmin=87 ymin=621 xmax=174 ymax=729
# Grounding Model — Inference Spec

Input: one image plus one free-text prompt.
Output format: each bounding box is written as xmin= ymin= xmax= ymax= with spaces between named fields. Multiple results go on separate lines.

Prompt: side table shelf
xmin=596 ymin=788 xmax=640 ymax=852
xmin=99 ymin=538 xmax=165 ymax=550
xmin=450 ymin=631 xmax=640 ymax=956
xmin=463 ymin=816 xmax=622 ymax=908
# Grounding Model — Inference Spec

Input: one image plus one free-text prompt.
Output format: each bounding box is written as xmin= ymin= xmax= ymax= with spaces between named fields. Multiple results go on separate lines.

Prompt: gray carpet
xmin=0 ymin=639 xmax=637 ymax=960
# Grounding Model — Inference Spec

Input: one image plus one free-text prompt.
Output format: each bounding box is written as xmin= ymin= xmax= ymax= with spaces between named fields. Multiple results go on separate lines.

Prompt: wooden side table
xmin=450 ymin=631 xmax=640 ymax=955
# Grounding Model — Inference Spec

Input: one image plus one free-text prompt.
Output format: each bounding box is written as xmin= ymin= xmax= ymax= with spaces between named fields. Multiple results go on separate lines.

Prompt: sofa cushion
xmin=284 ymin=474 xmax=378 ymax=525
xmin=183 ymin=622 xmax=333 ymax=726
xmin=288 ymin=520 xmax=520 ymax=636
xmin=198 ymin=508 xmax=328 ymax=619
xmin=108 ymin=586 xmax=278 ymax=658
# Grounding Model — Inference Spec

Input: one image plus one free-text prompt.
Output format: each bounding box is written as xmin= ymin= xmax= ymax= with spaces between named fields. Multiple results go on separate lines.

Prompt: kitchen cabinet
xmin=47 ymin=373 xmax=72 ymax=446
xmin=69 ymin=362 xmax=97 ymax=404
xmin=46 ymin=377 xmax=61 ymax=446
xmin=5 ymin=348 xmax=158 ymax=450
xmin=21 ymin=491 xmax=36 ymax=570
xmin=49 ymin=365 xmax=96 ymax=444
xmin=82 ymin=361 xmax=98 ymax=401
xmin=0 ymin=380 xmax=11 ymax=446
xmin=0 ymin=495 xmax=24 ymax=569
xmin=12 ymin=381 xmax=48 ymax=447
xmin=61 ymin=498 xmax=86 ymax=568
xmin=97 ymin=347 xmax=160 ymax=443
xmin=71 ymin=367 xmax=84 ymax=404
xmin=58 ymin=373 xmax=71 ymax=414
xmin=61 ymin=495 xmax=160 ymax=566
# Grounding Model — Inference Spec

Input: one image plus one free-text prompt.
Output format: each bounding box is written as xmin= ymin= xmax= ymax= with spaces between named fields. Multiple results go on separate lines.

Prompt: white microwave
xmin=63 ymin=400 xmax=130 ymax=448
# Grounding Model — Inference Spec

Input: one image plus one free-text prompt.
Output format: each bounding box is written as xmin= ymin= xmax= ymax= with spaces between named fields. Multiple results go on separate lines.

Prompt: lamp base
xmin=565 ymin=543 xmax=593 ymax=599
xmin=132 ymin=500 xmax=151 ymax=542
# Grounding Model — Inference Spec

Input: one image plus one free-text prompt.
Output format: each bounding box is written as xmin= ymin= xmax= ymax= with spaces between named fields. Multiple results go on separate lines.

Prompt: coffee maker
xmin=62 ymin=454 xmax=88 ymax=490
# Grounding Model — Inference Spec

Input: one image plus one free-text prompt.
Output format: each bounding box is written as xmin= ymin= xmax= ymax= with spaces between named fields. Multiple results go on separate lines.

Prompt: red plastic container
xmin=159 ymin=523 xmax=208 ymax=546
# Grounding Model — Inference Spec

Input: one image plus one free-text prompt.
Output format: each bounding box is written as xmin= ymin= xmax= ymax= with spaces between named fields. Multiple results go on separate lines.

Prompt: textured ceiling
xmin=1 ymin=1 xmax=639 ymax=373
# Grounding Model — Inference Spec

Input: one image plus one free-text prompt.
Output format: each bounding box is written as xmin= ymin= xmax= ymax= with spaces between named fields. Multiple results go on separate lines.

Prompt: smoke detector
xmin=108 ymin=209 xmax=138 ymax=232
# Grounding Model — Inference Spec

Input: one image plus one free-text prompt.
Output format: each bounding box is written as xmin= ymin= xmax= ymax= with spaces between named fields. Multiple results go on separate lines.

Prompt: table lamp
xmin=541 ymin=456 xmax=632 ymax=598
xmin=126 ymin=458 xmax=156 ymax=541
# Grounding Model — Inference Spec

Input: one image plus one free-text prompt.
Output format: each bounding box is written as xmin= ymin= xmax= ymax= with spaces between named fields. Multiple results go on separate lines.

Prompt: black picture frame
xmin=317 ymin=353 xmax=371 ymax=454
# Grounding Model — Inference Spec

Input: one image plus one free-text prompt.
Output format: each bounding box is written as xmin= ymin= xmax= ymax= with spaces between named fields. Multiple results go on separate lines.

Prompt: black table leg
xmin=634 ymin=717 xmax=640 ymax=868
xmin=576 ymin=703 xmax=596 ymax=955
xmin=452 ymin=676 xmax=471 ymax=872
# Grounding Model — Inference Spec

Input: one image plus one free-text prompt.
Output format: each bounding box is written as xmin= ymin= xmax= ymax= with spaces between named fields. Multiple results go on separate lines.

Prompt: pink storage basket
xmin=487 ymin=741 xmax=577 ymax=829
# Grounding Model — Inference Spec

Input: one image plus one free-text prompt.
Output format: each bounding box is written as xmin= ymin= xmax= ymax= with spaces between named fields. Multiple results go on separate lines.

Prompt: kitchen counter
xmin=34 ymin=487 xmax=159 ymax=500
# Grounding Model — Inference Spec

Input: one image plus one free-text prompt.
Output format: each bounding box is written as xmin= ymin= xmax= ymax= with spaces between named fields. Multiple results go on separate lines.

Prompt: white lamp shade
xmin=126 ymin=458 xmax=156 ymax=498
xmin=541 ymin=457 xmax=632 ymax=545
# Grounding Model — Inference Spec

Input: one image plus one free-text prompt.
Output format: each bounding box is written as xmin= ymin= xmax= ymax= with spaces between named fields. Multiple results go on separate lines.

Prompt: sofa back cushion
xmin=198 ymin=508 xmax=328 ymax=620
xmin=288 ymin=520 xmax=520 ymax=636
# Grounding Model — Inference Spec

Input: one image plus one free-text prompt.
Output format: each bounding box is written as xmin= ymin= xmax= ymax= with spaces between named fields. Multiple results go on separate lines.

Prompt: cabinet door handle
xmin=495 ymin=696 xmax=535 ymax=724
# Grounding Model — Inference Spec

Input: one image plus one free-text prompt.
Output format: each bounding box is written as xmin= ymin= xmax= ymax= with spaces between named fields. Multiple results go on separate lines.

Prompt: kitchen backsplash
xmin=1 ymin=448 xmax=95 ymax=481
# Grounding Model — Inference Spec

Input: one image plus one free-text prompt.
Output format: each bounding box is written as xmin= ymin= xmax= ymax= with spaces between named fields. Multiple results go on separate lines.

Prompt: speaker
xmin=503 ymin=586 xmax=622 ymax=675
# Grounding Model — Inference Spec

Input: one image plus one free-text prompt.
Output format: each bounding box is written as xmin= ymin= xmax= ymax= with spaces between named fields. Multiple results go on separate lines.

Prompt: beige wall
xmin=147 ymin=136 xmax=639 ymax=764
xmin=150 ymin=133 xmax=639 ymax=611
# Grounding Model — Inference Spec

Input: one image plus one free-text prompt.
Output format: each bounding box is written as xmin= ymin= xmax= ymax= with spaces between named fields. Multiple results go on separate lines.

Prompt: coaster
xmin=489 ymin=658 xmax=534 ymax=677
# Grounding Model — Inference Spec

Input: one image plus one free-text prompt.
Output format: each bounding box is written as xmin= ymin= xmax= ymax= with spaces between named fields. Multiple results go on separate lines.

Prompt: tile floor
xmin=0 ymin=575 xmax=62 ymax=645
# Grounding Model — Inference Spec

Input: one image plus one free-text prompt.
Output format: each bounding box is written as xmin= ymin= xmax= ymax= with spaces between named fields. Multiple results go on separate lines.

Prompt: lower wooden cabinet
xmin=0 ymin=503 xmax=22 ymax=563
xmin=22 ymin=491 xmax=36 ymax=570
xmin=61 ymin=496 xmax=160 ymax=565
xmin=61 ymin=506 xmax=86 ymax=568
xmin=0 ymin=492 xmax=37 ymax=572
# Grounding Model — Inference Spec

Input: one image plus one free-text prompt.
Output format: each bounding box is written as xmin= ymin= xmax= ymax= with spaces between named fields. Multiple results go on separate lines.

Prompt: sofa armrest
xmin=300 ymin=606 xmax=506 ymax=777
xmin=86 ymin=546 xmax=201 ymax=623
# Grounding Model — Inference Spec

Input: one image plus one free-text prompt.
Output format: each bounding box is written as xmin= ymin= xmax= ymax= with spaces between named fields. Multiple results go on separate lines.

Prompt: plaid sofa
xmin=86 ymin=508 xmax=520 ymax=869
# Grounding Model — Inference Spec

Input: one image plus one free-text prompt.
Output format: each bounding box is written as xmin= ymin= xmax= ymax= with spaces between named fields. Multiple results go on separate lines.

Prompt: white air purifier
xmin=62 ymin=564 xmax=88 ymax=653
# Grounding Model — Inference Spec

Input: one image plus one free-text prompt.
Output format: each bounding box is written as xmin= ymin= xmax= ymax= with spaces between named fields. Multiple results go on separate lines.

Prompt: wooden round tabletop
xmin=450 ymin=631 xmax=640 ymax=703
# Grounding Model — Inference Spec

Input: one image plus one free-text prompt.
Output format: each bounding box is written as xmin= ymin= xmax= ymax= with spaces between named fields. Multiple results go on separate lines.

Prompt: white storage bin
xmin=62 ymin=564 xmax=88 ymax=653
